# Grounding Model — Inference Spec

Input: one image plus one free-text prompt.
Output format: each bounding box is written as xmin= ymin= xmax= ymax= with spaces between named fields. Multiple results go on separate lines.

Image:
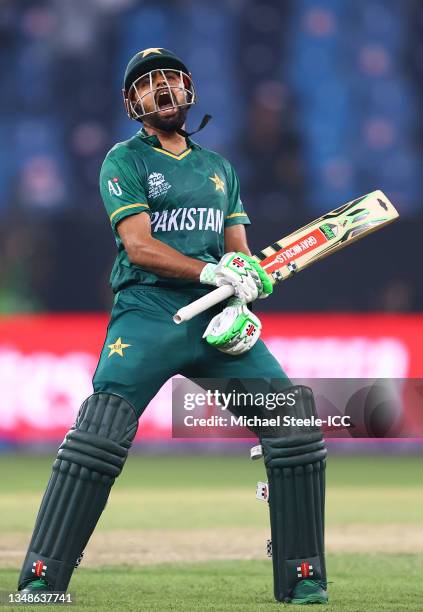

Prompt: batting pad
xmin=18 ymin=393 xmax=138 ymax=591
xmin=260 ymin=385 xmax=327 ymax=603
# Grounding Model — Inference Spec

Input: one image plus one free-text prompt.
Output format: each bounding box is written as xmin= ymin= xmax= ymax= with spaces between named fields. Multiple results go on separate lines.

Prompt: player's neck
xmin=143 ymin=124 xmax=188 ymax=155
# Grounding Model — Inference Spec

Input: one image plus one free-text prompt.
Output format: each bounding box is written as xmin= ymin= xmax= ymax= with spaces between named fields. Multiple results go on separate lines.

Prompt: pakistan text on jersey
xmin=150 ymin=207 xmax=224 ymax=233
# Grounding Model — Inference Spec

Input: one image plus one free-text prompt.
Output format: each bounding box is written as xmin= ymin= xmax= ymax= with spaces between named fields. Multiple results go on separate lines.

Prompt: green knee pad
xmin=260 ymin=386 xmax=327 ymax=603
xmin=18 ymin=393 xmax=138 ymax=591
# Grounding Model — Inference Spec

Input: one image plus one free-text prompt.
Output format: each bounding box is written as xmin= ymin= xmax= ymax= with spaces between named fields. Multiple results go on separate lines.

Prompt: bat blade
xmin=254 ymin=190 xmax=399 ymax=284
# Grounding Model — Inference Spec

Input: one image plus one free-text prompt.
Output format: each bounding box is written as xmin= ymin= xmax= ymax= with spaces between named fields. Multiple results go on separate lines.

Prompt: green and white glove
xmin=200 ymin=252 xmax=273 ymax=304
xmin=202 ymin=297 xmax=262 ymax=355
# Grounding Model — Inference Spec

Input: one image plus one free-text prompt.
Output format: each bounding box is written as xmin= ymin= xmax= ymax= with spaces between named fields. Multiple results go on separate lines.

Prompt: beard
xmin=144 ymin=106 xmax=189 ymax=134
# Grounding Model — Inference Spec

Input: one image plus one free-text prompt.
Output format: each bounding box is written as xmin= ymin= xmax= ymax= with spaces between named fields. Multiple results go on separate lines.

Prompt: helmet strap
xmin=176 ymin=114 xmax=212 ymax=137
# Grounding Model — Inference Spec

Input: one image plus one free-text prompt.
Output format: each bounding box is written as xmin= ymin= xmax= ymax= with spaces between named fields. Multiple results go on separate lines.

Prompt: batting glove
xmin=200 ymin=252 xmax=273 ymax=303
xmin=202 ymin=297 xmax=262 ymax=355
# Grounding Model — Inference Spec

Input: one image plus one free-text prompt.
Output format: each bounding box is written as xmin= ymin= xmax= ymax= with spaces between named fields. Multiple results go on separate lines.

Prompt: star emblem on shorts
xmin=108 ymin=337 xmax=131 ymax=357
xmin=140 ymin=48 xmax=163 ymax=58
xmin=209 ymin=173 xmax=225 ymax=193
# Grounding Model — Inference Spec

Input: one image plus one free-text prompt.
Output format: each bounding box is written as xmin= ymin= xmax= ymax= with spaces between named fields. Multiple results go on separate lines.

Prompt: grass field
xmin=1 ymin=454 xmax=423 ymax=610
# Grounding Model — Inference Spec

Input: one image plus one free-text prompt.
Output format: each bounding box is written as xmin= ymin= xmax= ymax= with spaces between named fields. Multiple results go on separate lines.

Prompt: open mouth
xmin=156 ymin=89 xmax=175 ymax=111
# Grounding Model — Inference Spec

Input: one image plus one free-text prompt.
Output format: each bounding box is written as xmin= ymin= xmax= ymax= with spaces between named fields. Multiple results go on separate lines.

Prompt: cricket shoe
xmin=20 ymin=578 xmax=51 ymax=593
xmin=290 ymin=579 xmax=328 ymax=605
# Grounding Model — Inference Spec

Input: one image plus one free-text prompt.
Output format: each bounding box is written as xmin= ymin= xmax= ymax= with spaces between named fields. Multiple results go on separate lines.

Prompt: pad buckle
xmin=250 ymin=444 xmax=263 ymax=460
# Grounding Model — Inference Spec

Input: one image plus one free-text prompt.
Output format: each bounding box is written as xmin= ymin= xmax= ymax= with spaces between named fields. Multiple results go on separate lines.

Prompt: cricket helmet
xmin=123 ymin=47 xmax=197 ymax=121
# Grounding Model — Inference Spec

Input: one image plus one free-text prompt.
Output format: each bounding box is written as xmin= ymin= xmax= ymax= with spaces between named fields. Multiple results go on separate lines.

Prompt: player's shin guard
xmin=18 ymin=393 xmax=138 ymax=591
xmin=260 ymin=386 xmax=327 ymax=603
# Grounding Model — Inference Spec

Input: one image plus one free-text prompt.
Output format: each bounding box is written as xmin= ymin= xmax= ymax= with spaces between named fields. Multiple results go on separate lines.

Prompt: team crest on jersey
xmin=108 ymin=177 xmax=122 ymax=197
xmin=148 ymin=172 xmax=171 ymax=199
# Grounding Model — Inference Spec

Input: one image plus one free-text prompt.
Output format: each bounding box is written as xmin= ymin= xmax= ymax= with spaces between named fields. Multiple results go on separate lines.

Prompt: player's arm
xmin=224 ymin=224 xmax=251 ymax=256
xmin=101 ymin=153 xmax=205 ymax=280
xmin=117 ymin=212 xmax=206 ymax=279
xmin=118 ymin=213 xmax=271 ymax=302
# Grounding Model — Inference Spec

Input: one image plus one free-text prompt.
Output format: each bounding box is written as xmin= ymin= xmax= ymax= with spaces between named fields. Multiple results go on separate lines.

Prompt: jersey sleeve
xmin=99 ymin=152 xmax=150 ymax=231
xmin=225 ymin=164 xmax=251 ymax=227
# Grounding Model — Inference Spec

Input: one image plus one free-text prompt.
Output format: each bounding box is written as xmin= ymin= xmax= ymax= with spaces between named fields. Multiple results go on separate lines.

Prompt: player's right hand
xmin=202 ymin=297 xmax=262 ymax=354
xmin=199 ymin=252 xmax=273 ymax=303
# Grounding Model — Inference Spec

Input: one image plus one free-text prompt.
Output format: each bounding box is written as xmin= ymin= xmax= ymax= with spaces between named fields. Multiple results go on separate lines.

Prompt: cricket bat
xmin=173 ymin=190 xmax=399 ymax=324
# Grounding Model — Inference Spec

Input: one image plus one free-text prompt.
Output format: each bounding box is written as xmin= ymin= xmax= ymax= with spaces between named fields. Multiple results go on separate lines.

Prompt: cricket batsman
xmin=18 ymin=48 xmax=328 ymax=605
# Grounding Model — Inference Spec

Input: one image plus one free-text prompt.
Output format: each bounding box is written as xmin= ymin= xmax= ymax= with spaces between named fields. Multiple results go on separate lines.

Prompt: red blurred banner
xmin=0 ymin=313 xmax=422 ymax=442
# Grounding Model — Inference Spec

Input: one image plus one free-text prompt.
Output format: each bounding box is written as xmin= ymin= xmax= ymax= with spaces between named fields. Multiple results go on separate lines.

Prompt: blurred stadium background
xmin=1 ymin=0 xmax=423 ymax=314
xmin=0 ymin=1 xmax=422 ymax=608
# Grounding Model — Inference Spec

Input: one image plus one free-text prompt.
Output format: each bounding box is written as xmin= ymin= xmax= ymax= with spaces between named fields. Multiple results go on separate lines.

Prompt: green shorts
xmin=92 ymin=286 xmax=289 ymax=418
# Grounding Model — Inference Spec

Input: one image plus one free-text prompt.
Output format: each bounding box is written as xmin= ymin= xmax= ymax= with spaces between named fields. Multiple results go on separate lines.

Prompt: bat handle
xmin=173 ymin=284 xmax=235 ymax=324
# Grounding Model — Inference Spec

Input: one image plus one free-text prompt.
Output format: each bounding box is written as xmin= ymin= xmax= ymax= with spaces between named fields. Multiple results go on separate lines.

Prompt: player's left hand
xmin=202 ymin=298 xmax=261 ymax=355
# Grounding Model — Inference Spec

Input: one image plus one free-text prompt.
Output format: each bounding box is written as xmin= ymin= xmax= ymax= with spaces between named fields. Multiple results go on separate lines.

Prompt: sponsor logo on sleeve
xmin=108 ymin=177 xmax=123 ymax=197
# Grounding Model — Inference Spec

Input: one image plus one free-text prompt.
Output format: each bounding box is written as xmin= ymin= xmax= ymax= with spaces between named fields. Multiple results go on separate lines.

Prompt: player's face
xmin=131 ymin=70 xmax=188 ymax=118
xmin=128 ymin=68 xmax=193 ymax=133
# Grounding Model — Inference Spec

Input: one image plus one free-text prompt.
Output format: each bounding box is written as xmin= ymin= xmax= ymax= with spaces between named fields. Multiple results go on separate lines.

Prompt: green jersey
xmin=99 ymin=128 xmax=250 ymax=293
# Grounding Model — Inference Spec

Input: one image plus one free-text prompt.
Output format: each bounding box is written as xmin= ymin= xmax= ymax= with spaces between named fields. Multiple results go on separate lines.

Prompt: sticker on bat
xmin=319 ymin=223 xmax=338 ymax=240
xmin=261 ymin=228 xmax=327 ymax=274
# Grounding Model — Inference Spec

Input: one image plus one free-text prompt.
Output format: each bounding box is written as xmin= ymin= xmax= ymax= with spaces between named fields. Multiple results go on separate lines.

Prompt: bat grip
xmin=173 ymin=284 xmax=235 ymax=324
